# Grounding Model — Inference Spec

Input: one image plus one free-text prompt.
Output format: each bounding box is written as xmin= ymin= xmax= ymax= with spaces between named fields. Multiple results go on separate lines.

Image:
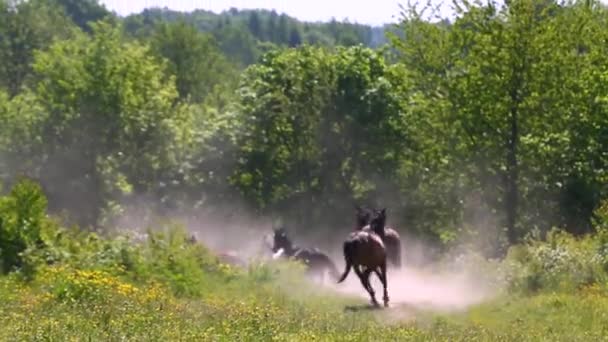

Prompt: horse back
xmin=345 ymin=231 xmax=386 ymax=267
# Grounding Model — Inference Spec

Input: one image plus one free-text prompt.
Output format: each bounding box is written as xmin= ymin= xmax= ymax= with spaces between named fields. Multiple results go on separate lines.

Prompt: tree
xmin=30 ymin=21 xmax=194 ymax=227
xmin=150 ymin=20 xmax=236 ymax=103
xmin=277 ymin=14 xmax=290 ymax=45
xmin=390 ymin=0 xmax=608 ymax=249
xmin=0 ymin=0 xmax=76 ymax=96
xmin=248 ymin=11 xmax=262 ymax=38
xmin=288 ymin=27 xmax=302 ymax=47
xmin=50 ymin=0 xmax=111 ymax=32
xmin=233 ymin=46 xmax=411 ymax=232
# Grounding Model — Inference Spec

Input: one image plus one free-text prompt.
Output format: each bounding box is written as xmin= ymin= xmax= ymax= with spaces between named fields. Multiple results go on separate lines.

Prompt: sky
xmin=99 ymin=0 xmax=457 ymax=26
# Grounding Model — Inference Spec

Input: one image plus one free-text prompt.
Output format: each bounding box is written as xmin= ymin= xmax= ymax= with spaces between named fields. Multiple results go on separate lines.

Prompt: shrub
xmin=0 ymin=178 xmax=56 ymax=275
xmin=505 ymin=226 xmax=608 ymax=294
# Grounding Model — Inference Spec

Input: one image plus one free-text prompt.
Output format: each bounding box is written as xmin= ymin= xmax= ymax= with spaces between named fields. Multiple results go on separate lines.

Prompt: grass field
xmin=2 ymin=181 xmax=608 ymax=341
xmin=2 ymin=249 xmax=608 ymax=341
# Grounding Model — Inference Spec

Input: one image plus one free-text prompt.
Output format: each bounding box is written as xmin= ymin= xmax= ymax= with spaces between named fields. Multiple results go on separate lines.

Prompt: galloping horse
xmin=271 ymin=227 xmax=340 ymax=283
xmin=355 ymin=205 xmax=402 ymax=269
xmin=338 ymin=208 xmax=390 ymax=307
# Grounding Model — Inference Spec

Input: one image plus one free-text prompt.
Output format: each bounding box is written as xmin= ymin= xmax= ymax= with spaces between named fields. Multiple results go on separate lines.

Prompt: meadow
xmin=2 ymin=180 xmax=608 ymax=341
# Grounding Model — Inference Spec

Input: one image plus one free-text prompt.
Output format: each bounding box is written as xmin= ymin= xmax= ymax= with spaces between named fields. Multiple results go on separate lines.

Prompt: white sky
xmin=99 ymin=0 xmax=458 ymax=25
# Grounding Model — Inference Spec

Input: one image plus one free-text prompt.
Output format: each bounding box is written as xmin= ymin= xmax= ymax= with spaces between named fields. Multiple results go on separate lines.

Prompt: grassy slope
xmin=1 ymin=260 xmax=608 ymax=342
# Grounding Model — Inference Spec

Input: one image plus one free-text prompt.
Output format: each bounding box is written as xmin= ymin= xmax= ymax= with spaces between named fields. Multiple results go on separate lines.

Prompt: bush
xmin=0 ymin=178 xmax=57 ymax=275
xmin=505 ymin=226 xmax=608 ymax=294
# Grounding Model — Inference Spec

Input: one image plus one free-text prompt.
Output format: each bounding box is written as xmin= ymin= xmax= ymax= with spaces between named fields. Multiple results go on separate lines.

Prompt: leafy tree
xmin=390 ymin=0 xmax=608 ymax=248
xmin=30 ymin=21 xmax=194 ymax=227
xmin=233 ymin=46 xmax=411 ymax=232
xmin=0 ymin=178 xmax=50 ymax=274
xmin=149 ymin=20 xmax=237 ymax=103
xmin=248 ymin=11 xmax=262 ymax=38
xmin=288 ymin=27 xmax=302 ymax=47
xmin=0 ymin=0 xmax=76 ymax=96
xmin=50 ymin=0 xmax=112 ymax=32
xmin=122 ymin=7 xmax=385 ymax=65
xmin=276 ymin=14 xmax=290 ymax=44
xmin=213 ymin=25 xmax=260 ymax=66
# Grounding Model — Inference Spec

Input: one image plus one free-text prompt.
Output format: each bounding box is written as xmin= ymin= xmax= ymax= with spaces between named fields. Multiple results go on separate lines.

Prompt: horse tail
xmin=337 ymin=241 xmax=354 ymax=283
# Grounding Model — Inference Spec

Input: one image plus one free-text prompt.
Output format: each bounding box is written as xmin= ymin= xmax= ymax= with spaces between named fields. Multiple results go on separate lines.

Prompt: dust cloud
xmin=327 ymin=265 xmax=495 ymax=313
xmin=114 ymin=202 xmax=500 ymax=318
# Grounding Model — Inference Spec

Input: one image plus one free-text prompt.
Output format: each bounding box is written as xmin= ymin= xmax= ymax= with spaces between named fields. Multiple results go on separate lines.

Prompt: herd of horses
xmin=196 ymin=205 xmax=403 ymax=308
xmin=269 ymin=205 xmax=402 ymax=308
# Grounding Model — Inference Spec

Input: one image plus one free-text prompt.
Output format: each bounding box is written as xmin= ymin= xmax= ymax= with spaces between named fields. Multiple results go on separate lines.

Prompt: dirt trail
xmin=326 ymin=266 xmax=494 ymax=313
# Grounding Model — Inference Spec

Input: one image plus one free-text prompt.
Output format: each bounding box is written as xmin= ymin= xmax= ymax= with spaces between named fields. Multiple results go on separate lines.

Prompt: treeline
xmin=1 ymin=0 xmax=607 ymax=255
xmin=124 ymin=7 xmax=390 ymax=66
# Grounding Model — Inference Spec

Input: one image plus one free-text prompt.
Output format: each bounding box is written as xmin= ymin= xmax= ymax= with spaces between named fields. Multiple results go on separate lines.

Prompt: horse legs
xmin=354 ymin=266 xmax=367 ymax=289
xmin=354 ymin=266 xmax=378 ymax=306
xmin=362 ymin=268 xmax=379 ymax=306
xmin=377 ymin=261 xmax=389 ymax=307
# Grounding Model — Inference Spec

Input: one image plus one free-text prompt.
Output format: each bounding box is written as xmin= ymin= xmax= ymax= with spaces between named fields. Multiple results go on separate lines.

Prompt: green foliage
xmin=233 ymin=46 xmax=411 ymax=230
xmin=0 ymin=0 xmax=77 ymax=95
xmin=149 ymin=20 xmax=237 ymax=103
xmin=0 ymin=178 xmax=53 ymax=274
xmin=123 ymin=8 xmax=389 ymax=67
xmin=504 ymin=228 xmax=608 ymax=294
xmin=29 ymin=20 xmax=195 ymax=227
xmin=1 ymin=0 xmax=608 ymax=274
xmin=0 ymin=90 xmax=47 ymax=175
xmin=49 ymin=0 xmax=112 ymax=32
xmin=1 ymin=181 xmax=608 ymax=340
xmin=390 ymin=0 xmax=608 ymax=244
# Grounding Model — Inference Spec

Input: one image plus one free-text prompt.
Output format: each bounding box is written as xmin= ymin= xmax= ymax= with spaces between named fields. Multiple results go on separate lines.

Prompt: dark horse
xmin=338 ymin=208 xmax=389 ymax=307
xmin=355 ymin=205 xmax=402 ymax=269
xmin=271 ymin=227 xmax=340 ymax=283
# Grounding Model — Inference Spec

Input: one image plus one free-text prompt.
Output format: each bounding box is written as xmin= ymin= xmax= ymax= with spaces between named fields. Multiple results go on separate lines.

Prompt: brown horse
xmin=338 ymin=208 xmax=389 ymax=307
xmin=355 ymin=205 xmax=402 ymax=269
xmin=271 ymin=227 xmax=340 ymax=282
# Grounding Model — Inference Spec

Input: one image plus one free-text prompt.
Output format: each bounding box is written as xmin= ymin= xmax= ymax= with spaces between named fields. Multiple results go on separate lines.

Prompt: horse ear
xmin=381 ymin=208 xmax=387 ymax=216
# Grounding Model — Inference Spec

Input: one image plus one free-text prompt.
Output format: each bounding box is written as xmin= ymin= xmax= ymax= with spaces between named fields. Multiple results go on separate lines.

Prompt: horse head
xmin=355 ymin=205 xmax=372 ymax=229
xmin=271 ymin=226 xmax=293 ymax=254
xmin=370 ymin=208 xmax=387 ymax=237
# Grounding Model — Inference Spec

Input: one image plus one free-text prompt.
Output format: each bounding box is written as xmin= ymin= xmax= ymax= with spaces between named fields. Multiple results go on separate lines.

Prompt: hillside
xmin=122 ymin=7 xmax=390 ymax=66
